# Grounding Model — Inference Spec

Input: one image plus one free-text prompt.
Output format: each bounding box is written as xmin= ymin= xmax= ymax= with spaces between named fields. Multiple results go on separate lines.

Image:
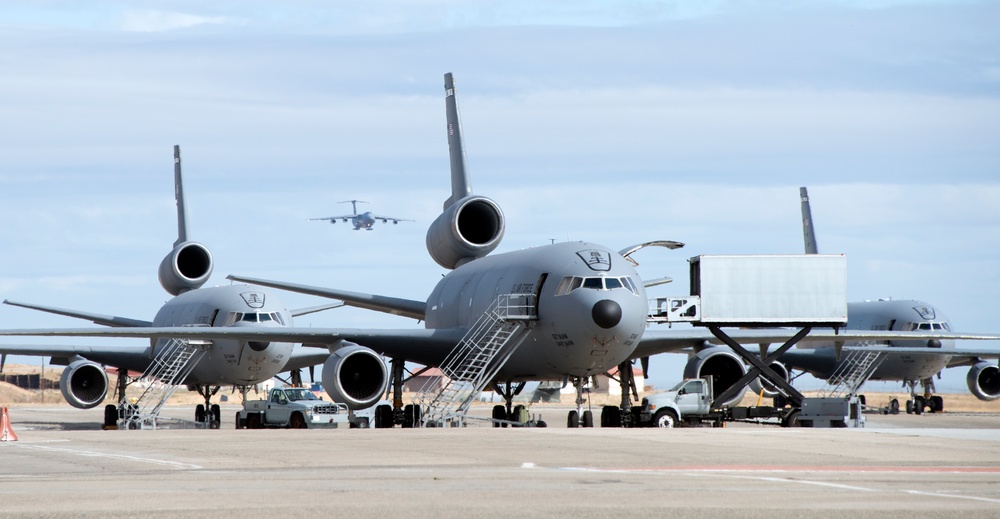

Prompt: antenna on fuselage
xmin=800 ymin=187 xmax=818 ymax=255
xmin=173 ymin=145 xmax=189 ymax=247
xmin=443 ymin=72 xmax=472 ymax=210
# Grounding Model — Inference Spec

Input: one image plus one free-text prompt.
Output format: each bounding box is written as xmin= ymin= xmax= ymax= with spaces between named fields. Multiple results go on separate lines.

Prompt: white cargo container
xmin=689 ymin=254 xmax=847 ymax=326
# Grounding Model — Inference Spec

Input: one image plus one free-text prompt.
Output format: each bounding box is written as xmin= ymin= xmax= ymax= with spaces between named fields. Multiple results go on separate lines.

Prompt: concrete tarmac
xmin=2 ymin=405 xmax=999 ymax=518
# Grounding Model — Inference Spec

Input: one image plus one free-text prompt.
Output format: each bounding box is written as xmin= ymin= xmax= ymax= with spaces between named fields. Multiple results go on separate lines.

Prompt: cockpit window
xmin=221 ymin=312 xmax=285 ymax=326
xmin=554 ymin=275 xmax=640 ymax=296
xmin=903 ymin=321 xmax=949 ymax=332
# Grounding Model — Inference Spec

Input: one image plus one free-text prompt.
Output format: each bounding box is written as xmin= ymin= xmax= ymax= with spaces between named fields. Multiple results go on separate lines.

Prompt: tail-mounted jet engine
xmin=967 ymin=361 xmax=1000 ymax=401
xmin=683 ymin=347 xmax=748 ymax=407
xmin=748 ymin=361 xmax=791 ymax=399
xmin=321 ymin=343 xmax=389 ymax=410
xmin=426 ymin=195 xmax=505 ymax=270
xmin=158 ymin=241 xmax=213 ymax=295
xmin=60 ymin=359 xmax=109 ymax=409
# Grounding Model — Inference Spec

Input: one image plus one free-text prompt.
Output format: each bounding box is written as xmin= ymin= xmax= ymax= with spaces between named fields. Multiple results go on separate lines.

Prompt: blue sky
xmin=1 ymin=1 xmax=998 ymax=395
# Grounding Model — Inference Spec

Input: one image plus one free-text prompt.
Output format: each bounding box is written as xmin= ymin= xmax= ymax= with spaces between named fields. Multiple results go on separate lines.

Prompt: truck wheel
xmin=235 ymin=411 xmax=244 ymax=430
xmin=246 ymin=413 xmax=260 ymax=429
xmin=654 ymin=409 xmax=678 ymax=428
xmin=782 ymin=410 xmax=800 ymax=428
xmin=289 ymin=412 xmax=307 ymax=429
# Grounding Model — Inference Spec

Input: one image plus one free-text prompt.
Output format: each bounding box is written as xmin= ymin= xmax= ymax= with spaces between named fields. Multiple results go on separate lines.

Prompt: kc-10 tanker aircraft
xmin=0 ymin=146 xmax=338 ymax=427
xmin=2 ymin=75 xmax=997 ymax=428
xmin=758 ymin=187 xmax=1000 ymax=414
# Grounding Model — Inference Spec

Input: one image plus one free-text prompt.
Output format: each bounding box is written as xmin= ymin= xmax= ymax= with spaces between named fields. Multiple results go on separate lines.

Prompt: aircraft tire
xmin=601 ymin=406 xmax=622 ymax=428
xmin=913 ymin=396 xmax=925 ymax=415
xmin=567 ymin=410 xmax=579 ymax=428
xmin=582 ymin=410 xmax=594 ymax=428
xmin=931 ymin=396 xmax=944 ymax=413
xmin=491 ymin=405 xmax=506 ymax=427
xmin=103 ymin=405 xmax=118 ymax=428
xmin=905 ymin=400 xmax=914 ymax=414
xmin=374 ymin=404 xmax=393 ymax=428
xmin=211 ymin=404 xmax=221 ymax=429
xmin=195 ymin=404 xmax=206 ymax=424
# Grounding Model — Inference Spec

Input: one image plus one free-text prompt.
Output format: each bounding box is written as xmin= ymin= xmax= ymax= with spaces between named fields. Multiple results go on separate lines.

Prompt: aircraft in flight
xmin=0 ymin=146 xmax=351 ymax=427
xmin=2 ymin=76 xmax=995 ymax=429
xmin=761 ymin=187 xmax=1000 ymax=414
xmin=310 ymin=200 xmax=413 ymax=231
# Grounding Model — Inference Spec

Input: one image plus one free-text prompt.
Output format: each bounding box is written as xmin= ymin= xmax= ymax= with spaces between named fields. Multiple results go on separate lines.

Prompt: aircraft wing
xmin=369 ymin=214 xmax=414 ymax=222
xmin=633 ymin=328 xmax=1000 ymax=359
xmin=0 ymin=326 xmax=465 ymax=368
xmin=0 ymin=343 xmax=152 ymax=370
xmin=4 ymin=299 xmax=153 ymax=327
xmin=226 ymin=275 xmax=426 ymax=320
xmin=308 ymin=215 xmax=355 ymax=221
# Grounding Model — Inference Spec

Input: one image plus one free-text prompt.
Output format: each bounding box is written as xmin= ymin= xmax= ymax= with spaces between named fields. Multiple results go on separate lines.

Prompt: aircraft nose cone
xmin=592 ymin=299 xmax=622 ymax=329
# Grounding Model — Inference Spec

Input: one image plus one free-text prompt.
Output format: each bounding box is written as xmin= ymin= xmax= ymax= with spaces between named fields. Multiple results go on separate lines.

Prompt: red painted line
xmin=597 ymin=465 xmax=1000 ymax=473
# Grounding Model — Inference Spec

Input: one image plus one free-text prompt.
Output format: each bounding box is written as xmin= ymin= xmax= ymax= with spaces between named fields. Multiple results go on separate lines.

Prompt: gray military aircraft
xmin=1 ymin=76 xmax=996 ymax=429
xmin=310 ymin=200 xmax=413 ymax=231
xmin=763 ymin=187 xmax=1000 ymax=413
xmin=0 ymin=146 xmax=343 ymax=426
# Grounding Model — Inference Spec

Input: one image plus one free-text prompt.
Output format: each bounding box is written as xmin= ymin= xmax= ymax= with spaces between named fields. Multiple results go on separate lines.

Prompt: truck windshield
xmin=283 ymin=389 xmax=319 ymax=401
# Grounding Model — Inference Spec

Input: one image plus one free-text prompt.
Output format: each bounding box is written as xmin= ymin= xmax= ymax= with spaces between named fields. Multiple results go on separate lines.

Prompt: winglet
xmin=174 ymin=145 xmax=189 ymax=247
xmin=800 ymin=187 xmax=818 ymax=254
xmin=443 ymin=72 xmax=472 ymax=210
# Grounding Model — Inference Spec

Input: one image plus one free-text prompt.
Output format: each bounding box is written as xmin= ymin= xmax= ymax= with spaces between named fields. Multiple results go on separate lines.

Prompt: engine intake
xmin=321 ymin=344 xmax=389 ymax=410
xmin=967 ymin=361 xmax=1000 ymax=401
xmin=683 ymin=347 xmax=748 ymax=407
xmin=158 ymin=241 xmax=213 ymax=295
xmin=59 ymin=359 xmax=109 ymax=409
xmin=426 ymin=196 xmax=504 ymax=270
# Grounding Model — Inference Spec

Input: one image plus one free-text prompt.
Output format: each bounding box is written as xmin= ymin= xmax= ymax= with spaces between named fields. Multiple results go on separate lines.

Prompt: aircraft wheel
xmin=567 ymin=410 xmax=580 ymax=428
xmin=289 ymin=412 xmax=307 ymax=429
xmin=905 ymin=399 xmax=914 ymax=414
xmin=601 ymin=406 xmax=622 ymax=428
xmin=931 ymin=396 xmax=944 ymax=413
xmin=211 ymin=404 xmax=221 ymax=429
xmin=582 ymin=410 xmax=594 ymax=428
xmin=890 ymin=399 xmax=900 ymax=415
xmin=104 ymin=404 xmax=118 ymax=428
xmin=491 ymin=405 xmax=506 ymax=427
xmin=195 ymin=404 xmax=206 ymax=424
xmin=913 ymin=396 xmax=925 ymax=415
xmin=654 ymin=409 xmax=678 ymax=428
xmin=374 ymin=404 xmax=393 ymax=428
xmin=402 ymin=404 xmax=416 ymax=428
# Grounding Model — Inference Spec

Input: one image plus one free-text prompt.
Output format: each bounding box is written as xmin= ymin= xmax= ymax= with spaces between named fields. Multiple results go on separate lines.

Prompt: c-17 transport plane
xmin=759 ymin=187 xmax=1000 ymax=413
xmin=310 ymin=199 xmax=413 ymax=231
xmin=0 ymin=146 xmax=352 ymax=427
xmin=2 ymin=76 xmax=996 ymax=428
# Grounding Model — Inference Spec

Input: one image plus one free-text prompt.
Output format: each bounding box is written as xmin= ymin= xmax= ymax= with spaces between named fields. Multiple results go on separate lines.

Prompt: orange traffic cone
xmin=1 ymin=407 xmax=18 ymax=442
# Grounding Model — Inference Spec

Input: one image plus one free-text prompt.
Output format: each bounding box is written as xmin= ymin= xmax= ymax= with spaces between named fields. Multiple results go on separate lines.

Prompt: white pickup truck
xmin=638 ymin=378 xmax=715 ymax=428
xmin=238 ymin=388 xmax=351 ymax=429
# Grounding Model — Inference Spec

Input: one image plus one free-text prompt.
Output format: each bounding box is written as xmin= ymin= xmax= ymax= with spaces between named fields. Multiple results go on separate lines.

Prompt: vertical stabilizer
xmin=800 ymin=187 xmax=818 ymax=254
xmin=173 ymin=145 xmax=189 ymax=247
xmin=443 ymin=72 xmax=472 ymax=210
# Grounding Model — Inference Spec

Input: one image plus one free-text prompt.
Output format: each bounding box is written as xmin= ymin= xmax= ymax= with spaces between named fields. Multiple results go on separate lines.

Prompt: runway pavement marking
xmin=542 ymin=465 xmax=1000 ymax=503
xmin=7 ymin=443 xmax=203 ymax=470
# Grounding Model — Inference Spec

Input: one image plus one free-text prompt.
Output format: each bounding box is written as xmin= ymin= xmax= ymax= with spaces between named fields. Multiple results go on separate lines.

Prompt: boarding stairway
xmin=415 ymin=294 xmax=537 ymax=427
xmin=817 ymin=347 xmax=886 ymax=399
xmin=120 ymin=337 xmax=210 ymax=430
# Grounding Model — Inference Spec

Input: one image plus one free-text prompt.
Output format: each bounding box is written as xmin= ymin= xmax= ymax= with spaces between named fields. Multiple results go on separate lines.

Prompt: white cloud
xmin=118 ymin=10 xmax=238 ymax=32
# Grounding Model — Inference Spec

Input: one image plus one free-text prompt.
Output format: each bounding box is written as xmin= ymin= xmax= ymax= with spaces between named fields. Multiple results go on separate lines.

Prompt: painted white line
xmin=903 ymin=490 xmax=1000 ymax=505
xmin=10 ymin=443 xmax=202 ymax=470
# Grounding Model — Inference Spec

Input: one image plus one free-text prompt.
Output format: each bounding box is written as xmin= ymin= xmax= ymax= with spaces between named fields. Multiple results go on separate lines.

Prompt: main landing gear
xmin=195 ymin=385 xmax=222 ymax=429
xmin=904 ymin=379 xmax=944 ymax=415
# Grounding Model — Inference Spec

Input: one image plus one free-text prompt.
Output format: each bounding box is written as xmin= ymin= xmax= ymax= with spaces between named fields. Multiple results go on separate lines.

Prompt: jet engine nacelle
xmin=747 ymin=361 xmax=791 ymax=399
xmin=426 ymin=195 xmax=505 ymax=270
xmin=683 ymin=347 xmax=748 ymax=407
xmin=59 ymin=359 xmax=109 ymax=409
xmin=158 ymin=241 xmax=214 ymax=295
xmin=966 ymin=361 xmax=1000 ymax=401
xmin=321 ymin=344 xmax=389 ymax=410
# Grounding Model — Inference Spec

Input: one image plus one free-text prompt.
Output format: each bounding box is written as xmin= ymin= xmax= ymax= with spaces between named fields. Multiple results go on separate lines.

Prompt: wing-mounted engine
xmin=682 ymin=346 xmax=748 ymax=407
xmin=748 ymin=361 xmax=791 ymax=399
xmin=59 ymin=358 xmax=109 ymax=409
xmin=321 ymin=343 xmax=389 ymax=410
xmin=426 ymin=195 xmax=505 ymax=269
xmin=158 ymin=242 xmax=213 ymax=295
xmin=967 ymin=361 xmax=1000 ymax=401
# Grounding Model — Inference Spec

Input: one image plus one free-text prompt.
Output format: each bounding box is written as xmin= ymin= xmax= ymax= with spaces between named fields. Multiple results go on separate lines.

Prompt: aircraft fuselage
xmin=425 ymin=241 xmax=648 ymax=380
xmin=151 ymin=284 xmax=294 ymax=386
